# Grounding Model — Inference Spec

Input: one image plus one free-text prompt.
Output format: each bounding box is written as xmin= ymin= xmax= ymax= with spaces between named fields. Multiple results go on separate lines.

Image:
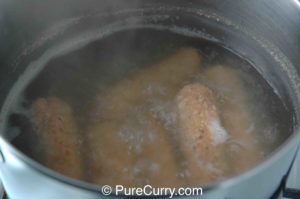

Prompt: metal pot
xmin=0 ymin=0 xmax=300 ymax=198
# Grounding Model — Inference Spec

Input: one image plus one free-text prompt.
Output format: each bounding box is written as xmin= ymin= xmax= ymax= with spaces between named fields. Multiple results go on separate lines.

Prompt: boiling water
xmin=2 ymin=28 xmax=293 ymax=187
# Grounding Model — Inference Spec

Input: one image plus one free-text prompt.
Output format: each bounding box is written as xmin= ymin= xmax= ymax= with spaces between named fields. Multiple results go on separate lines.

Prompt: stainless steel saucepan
xmin=0 ymin=0 xmax=300 ymax=198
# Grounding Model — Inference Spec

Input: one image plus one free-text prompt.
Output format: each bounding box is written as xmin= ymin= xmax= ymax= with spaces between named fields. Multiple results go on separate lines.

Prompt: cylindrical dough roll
xmin=86 ymin=121 xmax=135 ymax=187
xmin=204 ymin=65 xmax=261 ymax=173
xmin=32 ymin=97 xmax=83 ymax=180
xmin=176 ymin=83 xmax=229 ymax=184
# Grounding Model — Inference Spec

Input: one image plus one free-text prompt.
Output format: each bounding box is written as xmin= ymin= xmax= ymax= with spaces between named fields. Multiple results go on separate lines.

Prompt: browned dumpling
xmin=204 ymin=65 xmax=261 ymax=173
xmin=86 ymin=121 xmax=135 ymax=187
xmin=87 ymin=113 xmax=182 ymax=188
xmin=176 ymin=83 xmax=229 ymax=184
xmin=32 ymin=97 xmax=83 ymax=179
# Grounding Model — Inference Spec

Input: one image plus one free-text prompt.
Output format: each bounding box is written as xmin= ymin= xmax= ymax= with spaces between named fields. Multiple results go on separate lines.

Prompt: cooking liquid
xmin=3 ymin=28 xmax=293 ymax=187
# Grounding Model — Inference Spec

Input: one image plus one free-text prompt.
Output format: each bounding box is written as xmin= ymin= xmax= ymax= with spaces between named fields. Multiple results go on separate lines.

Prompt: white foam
xmin=208 ymin=119 xmax=228 ymax=144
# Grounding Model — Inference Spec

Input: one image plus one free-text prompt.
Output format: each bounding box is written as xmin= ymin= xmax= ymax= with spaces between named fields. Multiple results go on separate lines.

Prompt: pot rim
xmin=0 ymin=123 xmax=300 ymax=195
